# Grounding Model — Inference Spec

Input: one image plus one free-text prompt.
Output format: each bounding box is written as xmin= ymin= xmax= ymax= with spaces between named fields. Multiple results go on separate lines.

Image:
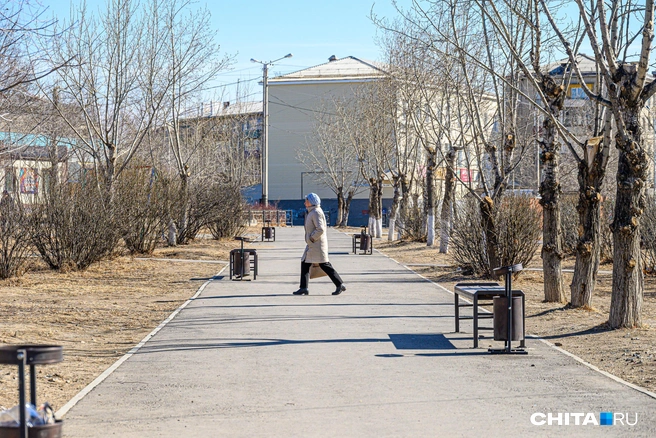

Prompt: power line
xmin=200 ymin=77 xmax=260 ymax=91
xmin=269 ymin=95 xmax=337 ymax=116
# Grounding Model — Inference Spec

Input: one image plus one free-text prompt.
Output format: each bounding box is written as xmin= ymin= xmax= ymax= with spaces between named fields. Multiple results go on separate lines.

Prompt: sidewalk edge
xmin=55 ymin=265 xmax=227 ymax=419
xmin=383 ymin=251 xmax=656 ymax=401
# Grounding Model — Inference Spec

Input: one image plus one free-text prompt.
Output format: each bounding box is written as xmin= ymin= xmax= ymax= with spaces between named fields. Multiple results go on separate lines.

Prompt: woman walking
xmin=293 ymin=193 xmax=346 ymax=296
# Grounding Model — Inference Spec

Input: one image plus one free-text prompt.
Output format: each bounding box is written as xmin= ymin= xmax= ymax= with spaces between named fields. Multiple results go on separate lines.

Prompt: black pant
xmin=300 ymin=261 xmax=343 ymax=289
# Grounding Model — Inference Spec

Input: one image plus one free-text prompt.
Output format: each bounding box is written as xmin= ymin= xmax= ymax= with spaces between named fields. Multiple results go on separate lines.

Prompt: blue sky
xmin=40 ymin=0 xmax=410 ymax=102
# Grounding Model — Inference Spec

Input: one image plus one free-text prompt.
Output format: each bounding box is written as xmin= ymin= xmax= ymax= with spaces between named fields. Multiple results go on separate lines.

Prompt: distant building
xmin=0 ymin=132 xmax=71 ymax=204
xmin=514 ymin=54 xmax=656 ymax=196
xmin=267 ymin=56 xmax=393 ymax=225
xmin=167 ymin=100 xmax=263 ymax=187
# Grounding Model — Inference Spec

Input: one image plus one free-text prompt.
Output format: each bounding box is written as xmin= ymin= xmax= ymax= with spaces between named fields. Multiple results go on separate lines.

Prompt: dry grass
xmin=0 ymin=235 xmax=240 ymax=411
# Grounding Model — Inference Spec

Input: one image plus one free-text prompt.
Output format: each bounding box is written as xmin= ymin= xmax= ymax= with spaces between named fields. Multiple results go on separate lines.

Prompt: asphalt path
xmin=61 ymin=227 xmax=656 ymax=437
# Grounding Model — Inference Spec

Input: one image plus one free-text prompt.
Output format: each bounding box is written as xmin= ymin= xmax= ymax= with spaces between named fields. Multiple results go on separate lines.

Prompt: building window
xmin=19 ymin=167 xmax=38 ymax=194
xmin=4 ymin=167 xmax=16 ymax=193
xmin=570 ymin=87 xmax=588 ymax=99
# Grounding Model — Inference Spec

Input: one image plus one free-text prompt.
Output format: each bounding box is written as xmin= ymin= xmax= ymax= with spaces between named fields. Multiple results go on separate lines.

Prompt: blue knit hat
xmin=305 ymin=193 xmax=321 ymax=206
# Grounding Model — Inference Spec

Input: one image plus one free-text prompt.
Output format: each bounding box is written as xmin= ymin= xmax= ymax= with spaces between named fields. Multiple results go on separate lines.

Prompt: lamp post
xmin=251 ymin=53 xmax=293 ymax=206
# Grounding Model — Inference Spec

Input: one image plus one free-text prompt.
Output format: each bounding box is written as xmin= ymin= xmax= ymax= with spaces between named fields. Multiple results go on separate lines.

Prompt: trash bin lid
xmin=0 ymin=345 xmax=63 ymax=365
xmin=492 ymin=264 xmax=523 ymax=276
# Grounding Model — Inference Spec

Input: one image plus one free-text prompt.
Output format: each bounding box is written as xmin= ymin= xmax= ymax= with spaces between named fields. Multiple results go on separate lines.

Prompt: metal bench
xmin=454 ymin=282 xmax=526 ymax=348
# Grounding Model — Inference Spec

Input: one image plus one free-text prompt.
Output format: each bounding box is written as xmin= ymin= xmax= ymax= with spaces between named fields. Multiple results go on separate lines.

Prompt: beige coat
xmin=301 ymin=205 xmax=329 ymax=263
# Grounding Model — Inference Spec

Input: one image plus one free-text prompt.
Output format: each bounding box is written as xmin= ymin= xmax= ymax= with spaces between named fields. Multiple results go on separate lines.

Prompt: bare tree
xmin=332 ymin=82 xmax=395 ymax=238
xmin=354 ymin=82 xmax=397 ymax=238
xmin=1 ymin=0 xmax=72 ymax=166
xmin=376 ymin=13 xmax=459 ymax=248
xmin=299 ymin=98 xmax=365 ymax=227
xmin=476 ymin=0 xmax=571 ymax=301
xmin=381 ymin=1 xmax=534 ymax=274
xmin=543 ymin=0 xmax=656 ymax=327
xmin=158 ymin=0 xmax=233 ymax=244
xmin=0 ymin=0 xmax=71 ymax=96
xmin=45 ymin=0 xmax=169 ymax=198
xmin=448 ymin=0 xmax=617 ymax=304
xmin=375 ymin=30 xmax=423 ymax=240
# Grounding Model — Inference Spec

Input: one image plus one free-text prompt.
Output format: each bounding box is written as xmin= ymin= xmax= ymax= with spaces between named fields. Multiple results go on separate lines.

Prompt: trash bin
xmin=493 ymin=296 xmax=524 ymax=341
xmin=0 ymin=345 xmax=64 ymax=438
xmin=262 ymin=226 xmax=275 ymax=241
xmin=359 ymin=234 xmax=371 ymax=251
xmin=0 ymin=421 xmax=63 ymax=438
xmin=233 ymin=251 xmax=250 ymax=277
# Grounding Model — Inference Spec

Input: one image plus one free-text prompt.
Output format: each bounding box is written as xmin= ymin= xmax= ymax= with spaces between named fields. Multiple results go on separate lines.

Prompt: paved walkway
xmin=61 ymin=227 xmax=655 ymax=437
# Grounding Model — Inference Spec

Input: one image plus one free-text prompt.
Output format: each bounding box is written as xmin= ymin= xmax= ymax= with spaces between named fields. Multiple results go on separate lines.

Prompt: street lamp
xmin=251 ymin=53 xmax=293 ymax=206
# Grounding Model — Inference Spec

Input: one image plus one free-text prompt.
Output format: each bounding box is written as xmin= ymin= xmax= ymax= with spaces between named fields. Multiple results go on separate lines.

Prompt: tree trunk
xmin=426 ymin=150 xmax=436 ymax=246
xmin=538 ymin=78 xmax=566 ymax=303
xmin=343 ymin=189 xmax=354 ymax=226
xmin=176 ymin=173 xmax=190 ymax=245
xmin=610 ymin=106 xmax=645 ymax=328
xmin=368 ymin=178 xmax=378 ymax=235
xmin=388 ymin=176 xmax=402 ymax=241
xmin=540 ymin=172 xmax=566 ymax=303
xmin=439 ymin=147 xmax=456 ymax=253
xmin=396 ymin=177 xmax=410 ymax=240
xmin=480 ymin=196 xmax=500 ymax=276
xmin=336 ymin=187 xmax=345 ymax=227
xmin=570 ymin=181 xmax=601 ymax=307
xmin=375 ymin=177 xmax=384 ymax=238
xmin=570 ymin=133 xmax=609 ymax=308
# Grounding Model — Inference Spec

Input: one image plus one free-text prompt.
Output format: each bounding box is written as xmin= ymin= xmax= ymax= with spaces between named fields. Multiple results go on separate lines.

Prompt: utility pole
xmin=262 ymin=62 xmax=269 ymax=206
xmin=251 ymin=53 xmax=292 ymax=206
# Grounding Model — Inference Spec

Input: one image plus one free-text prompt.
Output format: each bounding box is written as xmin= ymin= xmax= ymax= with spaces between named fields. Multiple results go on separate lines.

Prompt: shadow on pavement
xmin=135 ymin=337 xmax=391 ymax=354
xmin=388 ymin=333 xmax=457 ymax=350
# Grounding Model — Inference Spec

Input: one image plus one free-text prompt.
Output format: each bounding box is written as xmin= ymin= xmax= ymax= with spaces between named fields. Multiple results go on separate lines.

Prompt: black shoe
xmin=293 ymin=288 xmax=309 ymax=295
xmin=332 ymin=284 xmax=346 ymax=295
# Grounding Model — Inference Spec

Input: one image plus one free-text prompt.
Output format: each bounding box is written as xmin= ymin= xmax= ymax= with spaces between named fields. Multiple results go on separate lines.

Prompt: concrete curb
xmin=135 ymin=258 xmax=228 ymax=264
xmin=531 ymin=336 xmax=656 ymax=400
xmin=55 ymin=264 xmax=228 ymax=419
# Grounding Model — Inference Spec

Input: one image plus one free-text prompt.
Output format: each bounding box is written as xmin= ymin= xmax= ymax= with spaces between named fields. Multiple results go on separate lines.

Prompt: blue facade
xmin=272 ymin=198 xmax=393 ymax=227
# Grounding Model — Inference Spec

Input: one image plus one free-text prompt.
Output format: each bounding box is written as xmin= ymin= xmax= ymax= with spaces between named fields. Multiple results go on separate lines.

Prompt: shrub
xmin=450 ymin=198 xmax=487 ymax=274
xmin=115 ymin=168 xmax=168 ymax=254
xmin=451 ymin=194 xmax=542 ymax=276
xmin=206 ymin=183 xmax=246 ymax=239
xmin=398 ymin=197 xmax=426 ymax=242
xmin=641 ymin=195 xmax=656 ymax=273
xmin=560 ymin=194 xmax=579 ymax=255
xmin=0 ymin=193 xmax=30 ymax=278
xmin=495 ymin=194 xmax=542 ymax=270
xmin=28 ymin=182 xmax=120 ymax=270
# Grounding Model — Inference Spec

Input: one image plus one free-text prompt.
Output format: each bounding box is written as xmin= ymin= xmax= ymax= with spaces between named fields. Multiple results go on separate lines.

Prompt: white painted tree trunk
xmin=368 ymin=217 xmax=375 ymax=235
xmin=439 ymin=217 xmax=451 ymax=253
xmin=167 ymin=219 xmax=177 ymax=247
xmin=427 ymin=214 xmax=435 ymax=246
xmin=388 ymin=218 xmax=396 ymax=241
xmin=375 ymin=218 xmax=383 ymax=238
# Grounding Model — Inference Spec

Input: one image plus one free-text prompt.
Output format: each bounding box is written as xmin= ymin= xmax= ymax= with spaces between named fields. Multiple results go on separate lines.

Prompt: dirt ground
xmin=371 ymin=235 xmax=656 ymax=395
xmin=0 ymin=235 xmax=243 ymax=412
xmin=1 ymin=227 xmax=654 ymax=414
